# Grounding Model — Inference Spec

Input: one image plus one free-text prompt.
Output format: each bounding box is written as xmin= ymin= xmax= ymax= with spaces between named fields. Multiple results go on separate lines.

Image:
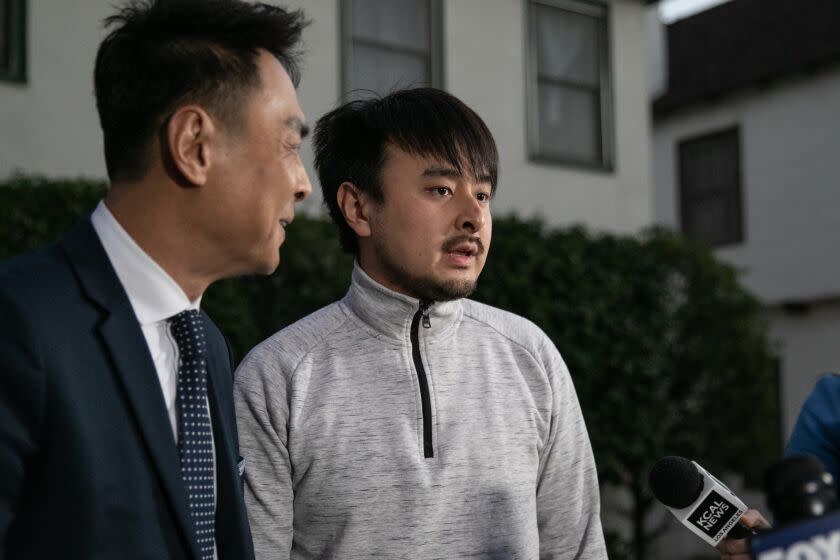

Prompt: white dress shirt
xmin=91 ymin=201 xmax=217 ymax=556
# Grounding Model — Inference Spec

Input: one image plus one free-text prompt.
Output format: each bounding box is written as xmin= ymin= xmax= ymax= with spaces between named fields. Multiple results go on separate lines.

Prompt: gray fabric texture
xmin=235 ymin=264 xmax=607 ymax=559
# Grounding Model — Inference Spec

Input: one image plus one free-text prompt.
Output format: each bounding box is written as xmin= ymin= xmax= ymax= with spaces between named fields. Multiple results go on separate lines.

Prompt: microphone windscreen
xmin=649 ymin=456 xmax=705 ymax=509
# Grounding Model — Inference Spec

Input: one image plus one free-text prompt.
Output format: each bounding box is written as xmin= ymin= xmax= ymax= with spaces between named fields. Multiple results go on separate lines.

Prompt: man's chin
xmin=419 ymin=275 xmax=477 ymax=302
xmin=253 ymin=251 xmax=281 ymax=276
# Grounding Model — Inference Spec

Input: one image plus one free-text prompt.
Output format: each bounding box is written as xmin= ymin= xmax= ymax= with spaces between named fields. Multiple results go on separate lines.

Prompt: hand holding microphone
xmin=649 ymin=456 xmax=761 ymax=547
xmin=719 ymin=510 xmax=772 ymax=560
xmin=657 ymin=453 xmax=840 ymax=559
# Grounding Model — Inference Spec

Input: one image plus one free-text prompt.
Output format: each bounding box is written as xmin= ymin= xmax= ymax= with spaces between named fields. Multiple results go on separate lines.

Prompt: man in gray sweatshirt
xmin=234 ymin=88 xmax=607 ymax=559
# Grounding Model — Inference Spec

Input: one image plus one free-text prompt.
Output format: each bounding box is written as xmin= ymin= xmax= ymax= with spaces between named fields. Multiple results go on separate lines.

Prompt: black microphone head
xmin=764 ymin=454 xmax=837 ymax=526
xmin=649 ymin=456 xmax=705 ymax=509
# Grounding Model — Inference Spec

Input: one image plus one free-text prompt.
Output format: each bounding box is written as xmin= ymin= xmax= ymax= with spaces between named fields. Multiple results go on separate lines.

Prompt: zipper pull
xmin=420 ymin=300 xmax=432 ymax=328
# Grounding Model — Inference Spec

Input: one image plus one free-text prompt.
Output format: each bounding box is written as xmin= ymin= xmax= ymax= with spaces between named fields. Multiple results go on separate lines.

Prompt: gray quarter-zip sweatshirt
xmin=235 ymin=265 xmax=607 ymax=559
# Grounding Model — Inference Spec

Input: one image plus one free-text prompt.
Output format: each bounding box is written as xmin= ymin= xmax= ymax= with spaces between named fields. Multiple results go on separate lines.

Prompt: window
xmin=526 ymin=0 xmax=612 ymax=169
xmin=0 ymin=0 xmax=25 ymax=83
xmin=342 ymin=0 xmax=443 ymax=99
xmin=678 ymin=127 xmax=743 ymax=247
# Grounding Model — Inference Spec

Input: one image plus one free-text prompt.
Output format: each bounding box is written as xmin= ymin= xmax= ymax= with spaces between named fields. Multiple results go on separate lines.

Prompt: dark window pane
xmin=682 ymin=194 xmax=740 ymax=246
xmin=351 ymin=0 xmax=429 ymax=51
xmin=537 ymin=82 xmax=601 ymax=163
xmin=680 ymin=132 xmax=739 ymax=196
xmin=679 ymin=128 xmax=743 ymax=246
xmin=347 ymin=45 xmax=429 ymax=97
xmin=0 ymin=0 xmax=9 ymax=71
xmin=536 ymin=3 xmax=600 ymax=87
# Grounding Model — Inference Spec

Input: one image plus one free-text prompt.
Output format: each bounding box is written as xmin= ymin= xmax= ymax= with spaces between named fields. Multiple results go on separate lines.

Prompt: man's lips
xmin=448 ymin=243 xmax=478 ymax=257
xmin=442 ymin=236 xmax=485 ymax=259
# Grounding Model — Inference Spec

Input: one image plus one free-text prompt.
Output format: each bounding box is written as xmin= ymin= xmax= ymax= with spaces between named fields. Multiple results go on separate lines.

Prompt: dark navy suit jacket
xmin=0 ymin=218 xmax=254 ymax=559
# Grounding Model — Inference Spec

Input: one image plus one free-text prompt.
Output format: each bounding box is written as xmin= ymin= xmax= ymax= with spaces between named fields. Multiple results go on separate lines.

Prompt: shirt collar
xmin=90 ymin=200 xmax=200 ymax=325
xmin=342 ymin=262 xmax=462 ymax=342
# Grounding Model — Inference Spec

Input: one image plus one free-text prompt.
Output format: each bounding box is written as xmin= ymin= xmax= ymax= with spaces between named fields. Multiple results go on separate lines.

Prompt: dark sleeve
xmin=785 ymin=373 xmax=840 ymax=481
xmin=0 ymin=286 xmax=46 ymax=547
xmin=223 ymin=334 xmax=237 ymax=376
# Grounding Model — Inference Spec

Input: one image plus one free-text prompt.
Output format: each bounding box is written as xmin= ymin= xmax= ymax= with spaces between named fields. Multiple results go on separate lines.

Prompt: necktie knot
xmin=169 ymin=309 xmax=207 ymax=359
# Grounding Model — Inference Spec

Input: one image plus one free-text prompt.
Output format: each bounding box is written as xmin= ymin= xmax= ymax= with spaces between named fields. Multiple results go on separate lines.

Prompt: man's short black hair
xmin=94 ymin=0 xmax=307 ymax=181
xmin=313 ymin=88 xmax=499 ymax=254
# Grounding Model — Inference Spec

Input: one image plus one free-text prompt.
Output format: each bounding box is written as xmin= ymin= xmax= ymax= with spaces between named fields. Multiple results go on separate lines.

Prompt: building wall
xmin=444 ymin=0 xmax=654 ymax=232
xmin=652 ymin=66 xmax=840 ymax=440
xmin=0 ymin=0 xmax=654 ymax=233
xmin=652 ymin=66 xmax=840 ymax=305
xmin=0 ymin=0 xmax=109 ymax=179
xmin=768 ymin=301 xmax=840 ymax=436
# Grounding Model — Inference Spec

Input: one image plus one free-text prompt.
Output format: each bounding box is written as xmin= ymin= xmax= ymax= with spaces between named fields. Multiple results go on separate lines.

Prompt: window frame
xmin=340 ymin=0 xmax=444 ymax=101
xmin=525 ymin=0 xmax=614 ymax=171
xmin=677 ymin=125 xmax=744 ymax=247
xmin=0 ymin=0 xmax=26 ymax=83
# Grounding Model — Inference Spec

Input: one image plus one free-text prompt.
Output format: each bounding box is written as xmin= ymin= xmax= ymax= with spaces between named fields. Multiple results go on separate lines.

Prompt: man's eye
xmin=433 ymin=186 xmax=452 ymax=196
xmin=477 ymin=192 xmax=490 ymax=202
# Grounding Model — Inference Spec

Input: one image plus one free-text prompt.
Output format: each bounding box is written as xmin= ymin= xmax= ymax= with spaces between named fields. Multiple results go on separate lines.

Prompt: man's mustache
xmin=442 ymin=235 xmax=485 ymax=256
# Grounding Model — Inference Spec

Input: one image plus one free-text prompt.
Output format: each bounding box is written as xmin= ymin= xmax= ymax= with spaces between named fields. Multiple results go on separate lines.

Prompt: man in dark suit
xmin=0 ymin=1 xmax=311 ymax=558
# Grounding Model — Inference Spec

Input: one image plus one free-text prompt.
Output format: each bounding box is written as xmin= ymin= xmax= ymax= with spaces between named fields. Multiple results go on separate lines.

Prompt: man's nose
xmin=294 ymin=157 xmax=312 ymax=202
xmin=457 ymin=195 xmax=486 ymax=233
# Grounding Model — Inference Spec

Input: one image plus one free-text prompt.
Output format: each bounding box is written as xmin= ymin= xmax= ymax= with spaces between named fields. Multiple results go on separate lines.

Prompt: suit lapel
xmin=61 ymin=218 xmax=202 ymax=560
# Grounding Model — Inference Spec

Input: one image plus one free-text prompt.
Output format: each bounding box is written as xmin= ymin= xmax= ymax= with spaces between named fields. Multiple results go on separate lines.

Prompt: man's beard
xmin=372 ymin=236 xmax=478 ymax=302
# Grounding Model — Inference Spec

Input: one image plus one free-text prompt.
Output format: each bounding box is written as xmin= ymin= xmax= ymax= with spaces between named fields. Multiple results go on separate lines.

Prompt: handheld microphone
xmin=750 ymin=454 xmax=840 ymax=559
xmin=649 ymin=456 xmax=751 ymax=547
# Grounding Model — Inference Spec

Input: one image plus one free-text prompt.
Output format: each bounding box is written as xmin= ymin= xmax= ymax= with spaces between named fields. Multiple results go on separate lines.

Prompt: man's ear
xmin=337 ymin=182 xmax=373 ymax=239
xmin=165 ymin=105 xmax=217 ymax=186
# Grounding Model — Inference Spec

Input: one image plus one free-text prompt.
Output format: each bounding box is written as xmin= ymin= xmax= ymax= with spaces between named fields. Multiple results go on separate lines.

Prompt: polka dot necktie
xmin=170 ymin=310 xmax=215 ymax=560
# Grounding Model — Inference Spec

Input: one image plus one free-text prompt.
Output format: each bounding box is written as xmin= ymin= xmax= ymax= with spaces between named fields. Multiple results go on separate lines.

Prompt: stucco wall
xmin=1 ymin=0 xmax=654 ymax=231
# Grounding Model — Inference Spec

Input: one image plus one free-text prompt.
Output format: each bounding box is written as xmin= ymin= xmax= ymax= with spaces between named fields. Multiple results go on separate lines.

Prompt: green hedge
xmin=0 ymin=175 xmax=778 ymax=558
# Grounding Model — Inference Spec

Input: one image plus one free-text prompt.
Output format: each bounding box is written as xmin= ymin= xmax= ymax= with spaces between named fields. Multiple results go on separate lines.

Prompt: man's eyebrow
xmin=422 ymin=166 xmax=493 ymax=185
xmin=286 ymin=116 xmax=310 ymax=139
xmin=422 ymin=166 xmax=461 ymax=179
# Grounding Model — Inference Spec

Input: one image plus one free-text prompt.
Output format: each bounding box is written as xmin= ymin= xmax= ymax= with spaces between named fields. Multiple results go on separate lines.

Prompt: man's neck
xmin=104 ymin=186 xmax=210 ymax=302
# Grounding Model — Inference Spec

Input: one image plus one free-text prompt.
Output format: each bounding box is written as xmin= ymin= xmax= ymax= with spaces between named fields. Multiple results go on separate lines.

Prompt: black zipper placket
xmin=410 ymin=299 xmax=434 ymax=458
